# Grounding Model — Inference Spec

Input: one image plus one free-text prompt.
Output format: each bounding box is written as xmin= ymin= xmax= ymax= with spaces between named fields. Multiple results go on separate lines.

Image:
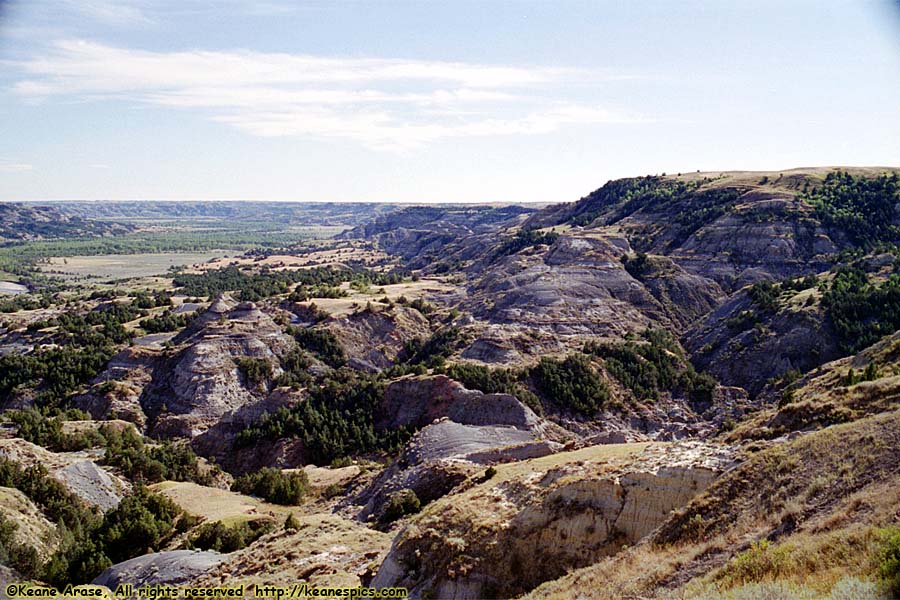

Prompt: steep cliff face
xmin=377 ymin=375 xmax=552 ymax=435
xmin=684 ymin=282 xmax=841 ymax=397
xmin=324 ymin=306 xmax=431 ymax=370
xmin=372 ymin=441 xmax=736 ymax=599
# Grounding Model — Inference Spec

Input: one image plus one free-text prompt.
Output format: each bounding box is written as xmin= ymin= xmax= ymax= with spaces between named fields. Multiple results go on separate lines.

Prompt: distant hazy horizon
xmin=1 ymin=1 xmax=899 ymax=203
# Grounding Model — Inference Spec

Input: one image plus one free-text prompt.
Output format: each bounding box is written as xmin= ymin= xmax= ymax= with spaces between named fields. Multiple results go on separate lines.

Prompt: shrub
xmin=187 ymin=519 xmax=273 ymax=553
xmin=323 ymin=483 xmax=345 ymax=499
xmin=381 ymin=489 xmax=421 ymax=523
xmin=879 ymin=527 xmax=900 ymax=597
xmin=289 ymin=326 xmax=346 ymax=368
xmin=284 ymin=513 xmax=300 ymax=531
xmin=231 ymin=468 xmax=309 ymax=505
xmin=0 ymin=513 xmax=41 ymax=577
xmin=235 ymin=357 xmax=273 ymax=386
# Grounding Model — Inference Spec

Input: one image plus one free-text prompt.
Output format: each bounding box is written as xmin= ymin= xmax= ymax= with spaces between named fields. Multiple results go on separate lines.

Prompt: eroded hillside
xmin=1 ymin=167 xmax=899 ymax=598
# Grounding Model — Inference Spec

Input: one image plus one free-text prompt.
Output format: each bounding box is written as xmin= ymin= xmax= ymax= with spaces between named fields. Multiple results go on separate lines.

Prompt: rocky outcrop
xmin=377 ymin=375 xmax=551 ymax=435
xmin=354 ymin=377 xmax=567 ymax=523
xmin=467 ymin=232 xmax=666 ymax=336
xmin=0 ymin=202 xmax=132 ymax=242
xmin=93 ymin=550 xmax=228 ymax=589
xmin=74 ymin=347 xmax=157 ymax=427
xmin=324 ymin=306 xmax=431 ymax=370
xmin=141 ymin=299 xmax=294 ymax=439
xmin=372 ymin=441 xmax=737 ymax=599
xmin=523 ymin=172 xmax=852 ymax=292
xmin=339 ymin=205 xmax=533 ymax=270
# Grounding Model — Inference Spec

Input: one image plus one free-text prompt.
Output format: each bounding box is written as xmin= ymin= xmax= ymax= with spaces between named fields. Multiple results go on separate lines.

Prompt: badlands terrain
xmin=0 ymin=167 xmax=899 ymax=598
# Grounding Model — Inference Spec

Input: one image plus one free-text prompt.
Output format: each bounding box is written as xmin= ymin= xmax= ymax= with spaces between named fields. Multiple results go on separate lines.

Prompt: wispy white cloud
xmin=60 ymin=0 xmax=153 ymax=25
xmin=0 ymin=162 xmax=35 ymax=173
xmin=10 ymin=40 xmax=647 ymax=150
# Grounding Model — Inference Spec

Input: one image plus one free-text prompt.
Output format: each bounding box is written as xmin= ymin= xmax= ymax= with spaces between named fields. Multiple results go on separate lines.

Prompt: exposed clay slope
xmin=324 ymin=306 xmax=431 ymax=370
xmin=0 ymin=486 xmax=57 ymax=560
xmin=727 ymin=330 xmax=900 ymax=441
xmin=372 ymin=441 xmax=735 ymax=599
xmin=0 ymin=438 xmax=130 ymax=510
xmin=141 ymin=299 xmax=294 ymax=439
xmin=526 ymin=407 xmax=900 ymax=599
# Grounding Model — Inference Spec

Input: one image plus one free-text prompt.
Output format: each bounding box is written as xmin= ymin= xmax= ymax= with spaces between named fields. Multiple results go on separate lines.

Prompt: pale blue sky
xmin=1 ymin=0 xmax=898 ymax=203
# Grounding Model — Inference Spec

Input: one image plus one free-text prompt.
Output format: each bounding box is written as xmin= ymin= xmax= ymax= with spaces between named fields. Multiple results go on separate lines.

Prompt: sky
xmin=0 ymin=1 xmax=899 ymax=203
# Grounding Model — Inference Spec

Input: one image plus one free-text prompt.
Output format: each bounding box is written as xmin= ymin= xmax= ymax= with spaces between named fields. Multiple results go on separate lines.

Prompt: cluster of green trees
xmin=531 ymin=354 xmax=611 ymax=416
xmin=235 ymin=357 xmax=273 ymax=387
xmin=437 ymin=362 xmax=538 ymax=406
xmin=584 ymin=329 xmax=716 ymax=403
xmin=272 ymin=348 xmax=313 ymax=388
xmin=822 ymin=266 xmax=900 ymax=353
xmin=132 ymin=291 xmax=173 ymax=309
xmin=173 ymin=264 xmax=407 ymax=302
xmin=0 ymin=293 xmax=49 ymax=313
xmin=288 ymin=326 xmax=346 ymax=368
xmin=622 ymin=251 xmax=653 ymax=279
xmin=173 ymin=265 xmax=350 ymax=301
xmin=235 ymin=371 xmax=412 ymax=465
xmin=288 ymin=285 xmax=347 ymax=301
xmin=140 ymin=309 xmax=195 ymax=333
xmin=0 ymin=230 xmax=296 ymax=261
xmin=0 ymin=299 xmax=151 ymax=408
xmin=231 ymin=467 xmax=309 ymax=505
xmin=727 ymin=276 xmax=818 ymax=333
xmin=0 ymin=345 xmax=117 ymax=410
xmin=380 ymin=489 xmax=421 ymax=524
xmin=492 ymin=228 xmax=560 ymax=260
xmin=747 ymin=281 xmax=781 ymax=313
xmin=569 ymin=176 xmax=681 ymax=227
xmin=400 ymin=326 xmax=465 ymax=367
xmin=404 ymin=297 xmax=436 ymax=316
xmin=802 ymin=171 xmax=900 ymax=248
xmin=100 ymin=424 xmax=214 ymax=485
xmin=669 ymin=188 xmax=742 ymax=246
xmin=186 ymin=519 xmax=274 ymax=553
xmin=7 ymin=409 xmax=104 ymax=452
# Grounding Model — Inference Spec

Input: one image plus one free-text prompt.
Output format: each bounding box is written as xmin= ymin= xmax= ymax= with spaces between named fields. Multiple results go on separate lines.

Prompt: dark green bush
xmin=235 ymin=357 xmax=273 ymax=386
xmin=231 ymin=467 xmax=309 ymax=505
xmin=289 ymin=326 xmax=346 ymax=368
xmin=381 ymin=489 xmax=421 ymax=523
xmin=187 ymin=519 xmax=273 ymax=553
xmin=531 ymin=354 xmax=609 ymax=417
